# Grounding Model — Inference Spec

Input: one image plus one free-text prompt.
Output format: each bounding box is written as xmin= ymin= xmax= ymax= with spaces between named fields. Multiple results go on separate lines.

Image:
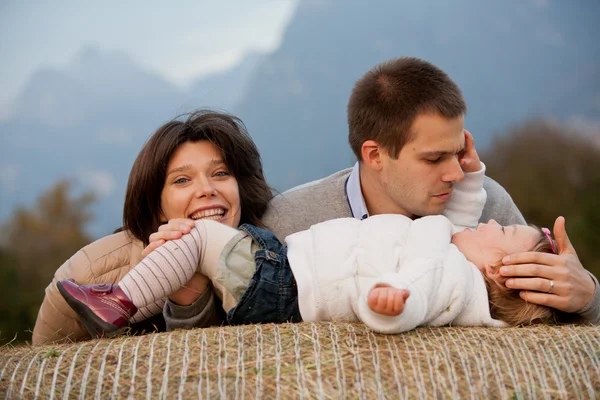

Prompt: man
xmin=261 ymin=57 xmax=598 ymax=322
xmin=263 ymin=57 xmax=522 ymax=239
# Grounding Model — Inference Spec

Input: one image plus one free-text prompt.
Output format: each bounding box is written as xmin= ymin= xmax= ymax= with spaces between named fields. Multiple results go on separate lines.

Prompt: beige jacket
xmin=32 ymin=231 xmax=144 ymax=345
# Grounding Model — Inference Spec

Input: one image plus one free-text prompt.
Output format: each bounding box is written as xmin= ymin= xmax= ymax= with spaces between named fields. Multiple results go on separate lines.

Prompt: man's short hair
xmin=348 ymin=57 xmax=467 ymax=160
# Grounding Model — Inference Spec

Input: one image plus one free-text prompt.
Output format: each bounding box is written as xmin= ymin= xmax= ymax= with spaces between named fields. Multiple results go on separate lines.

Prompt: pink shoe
xmin=57 ymin=279 xmax=138 ymax=339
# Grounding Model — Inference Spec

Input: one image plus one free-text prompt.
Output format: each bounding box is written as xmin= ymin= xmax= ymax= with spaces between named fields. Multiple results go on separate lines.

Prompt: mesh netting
xmin=1 ymin=322 xmax=599 ymax=399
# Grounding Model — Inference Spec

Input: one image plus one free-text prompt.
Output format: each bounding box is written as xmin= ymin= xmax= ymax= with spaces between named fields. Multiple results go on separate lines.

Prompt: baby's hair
xmin=484 ymin=226 xmax=577 ymax=326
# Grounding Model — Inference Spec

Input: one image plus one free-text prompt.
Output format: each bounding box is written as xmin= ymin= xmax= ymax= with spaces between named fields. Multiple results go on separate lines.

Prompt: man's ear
xmin=361 ymin=140 xmax=383 ymax=171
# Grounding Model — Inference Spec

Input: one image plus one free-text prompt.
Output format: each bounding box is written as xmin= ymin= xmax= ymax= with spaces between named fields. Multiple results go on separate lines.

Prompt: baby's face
xmin=451 ymin=220 xmax=541 ymax=272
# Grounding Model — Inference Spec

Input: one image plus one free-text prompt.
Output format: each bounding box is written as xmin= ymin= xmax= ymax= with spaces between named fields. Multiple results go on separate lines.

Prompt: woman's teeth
xmin=190 ymin=208 xmax=225 ymax=220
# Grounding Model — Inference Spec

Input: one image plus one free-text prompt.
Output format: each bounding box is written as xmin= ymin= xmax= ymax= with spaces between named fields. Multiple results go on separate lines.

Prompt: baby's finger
xmin=460 ymin=158 xmax=473 ymax=169
xmin=464 ymin=129 xmax=474 ymax=150
xmin=141 ymin=239 xmax=165 ymax=258
xmin=148 ymin=229 xmax=183 ymax=244
xmin=158 ymin=218 xmax=194 ymax=232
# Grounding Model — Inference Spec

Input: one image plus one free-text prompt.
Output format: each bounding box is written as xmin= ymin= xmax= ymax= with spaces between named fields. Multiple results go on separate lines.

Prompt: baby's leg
xmin=367 ymin=284 xmax=410 ymax=317
xmin=130 ymin=299 xmax=165 ymax=324
xmin=119 ymin=220 xmax=239 ymax=310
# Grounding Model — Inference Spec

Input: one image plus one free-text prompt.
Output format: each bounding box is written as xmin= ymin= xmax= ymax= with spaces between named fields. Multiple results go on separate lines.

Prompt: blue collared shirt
xmin=345 ymin=162 xmax=369 ymax=220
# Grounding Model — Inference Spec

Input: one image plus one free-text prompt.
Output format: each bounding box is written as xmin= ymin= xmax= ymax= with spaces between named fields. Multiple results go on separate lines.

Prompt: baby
xmin=58 ymin=156 xmax=561 ymax=338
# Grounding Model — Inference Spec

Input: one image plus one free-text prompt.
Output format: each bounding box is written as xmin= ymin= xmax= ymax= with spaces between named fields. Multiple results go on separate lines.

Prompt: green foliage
xmin=0 ymin=180 xmax=95 ymax=344
xmin=483 ymin=119 xmax=600 ymax=279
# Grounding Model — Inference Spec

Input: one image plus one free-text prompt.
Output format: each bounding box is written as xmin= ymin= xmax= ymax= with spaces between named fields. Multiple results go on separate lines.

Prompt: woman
xmin=32 ymin=110 xmax=272 ymax=344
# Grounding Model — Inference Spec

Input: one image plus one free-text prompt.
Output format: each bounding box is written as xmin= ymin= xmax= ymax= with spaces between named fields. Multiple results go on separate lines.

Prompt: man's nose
xmin=441 ymin=157 xmax=465 ymax=183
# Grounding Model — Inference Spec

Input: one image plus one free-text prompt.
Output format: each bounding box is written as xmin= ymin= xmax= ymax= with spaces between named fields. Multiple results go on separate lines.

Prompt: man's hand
xmin=141 ymin=218 xmax=196 ymax=258
xmin=458 ymin=130 xmax=482 ymax=173
xmin=500 ymin=216 xmax=595 ymax=313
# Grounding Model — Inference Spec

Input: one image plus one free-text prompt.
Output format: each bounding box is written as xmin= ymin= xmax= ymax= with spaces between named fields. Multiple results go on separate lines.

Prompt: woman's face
xmin=160 ymin=140 xmax=241 ymax=228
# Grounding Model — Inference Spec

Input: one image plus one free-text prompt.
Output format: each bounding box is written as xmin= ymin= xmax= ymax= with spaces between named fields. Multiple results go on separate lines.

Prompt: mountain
xmin=2 ymin=0 xmax=600 ymax=238
xmin=188 ymin=51 xmax=265 ymax=112
xmin=0 ymin=48 xmax=265 ymax=237
xmin=234 ymin=0 xmax=600 ymax=192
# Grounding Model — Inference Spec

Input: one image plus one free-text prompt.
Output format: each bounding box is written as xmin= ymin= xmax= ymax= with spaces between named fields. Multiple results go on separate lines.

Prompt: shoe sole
xmin=57 ymin=281 xmax=128 ymax=339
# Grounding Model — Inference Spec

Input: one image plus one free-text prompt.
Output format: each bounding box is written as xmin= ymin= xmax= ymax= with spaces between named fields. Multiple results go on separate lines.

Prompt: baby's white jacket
xmin=285 ymin=165 xmax=507 ymax=333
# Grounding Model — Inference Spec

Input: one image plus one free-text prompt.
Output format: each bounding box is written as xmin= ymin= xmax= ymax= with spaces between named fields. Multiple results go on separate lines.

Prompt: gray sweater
xmin=165 ymin=168 xmax=599 ymax=327
xmin=262 ymin=168 xmax=526 ymax=241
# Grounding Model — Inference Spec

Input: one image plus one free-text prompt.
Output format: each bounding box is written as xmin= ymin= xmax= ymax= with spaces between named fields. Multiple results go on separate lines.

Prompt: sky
xmin=0 ymin=0 xmax=298 ymax=116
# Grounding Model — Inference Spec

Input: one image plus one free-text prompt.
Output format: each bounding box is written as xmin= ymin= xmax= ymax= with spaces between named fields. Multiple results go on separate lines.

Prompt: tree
xmin=0 ymin=180 xmax=95 ymax=343
xmin=482 ymin=119 xmax=600 ymax=278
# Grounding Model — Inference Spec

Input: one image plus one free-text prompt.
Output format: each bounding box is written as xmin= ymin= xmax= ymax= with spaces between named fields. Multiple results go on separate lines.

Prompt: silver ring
xmin=548 ymin=280 xmax=554 ymax=294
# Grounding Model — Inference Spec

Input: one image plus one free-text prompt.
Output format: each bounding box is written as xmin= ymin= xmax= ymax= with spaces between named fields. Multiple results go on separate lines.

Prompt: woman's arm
xmin=32 ymin=249 xmax=92 ymax=344
xmin=163 ymin=282 xmax=225 ymax=331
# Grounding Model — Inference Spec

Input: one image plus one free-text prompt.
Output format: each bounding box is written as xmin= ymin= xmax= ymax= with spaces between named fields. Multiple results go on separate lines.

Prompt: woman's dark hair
xmin=122 ymin=110 xmax=272 ymax=245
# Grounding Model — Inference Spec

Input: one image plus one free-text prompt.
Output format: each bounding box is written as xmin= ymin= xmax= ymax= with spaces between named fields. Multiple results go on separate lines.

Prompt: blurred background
xmin=0 ymin=0 xmax=598 ymax=343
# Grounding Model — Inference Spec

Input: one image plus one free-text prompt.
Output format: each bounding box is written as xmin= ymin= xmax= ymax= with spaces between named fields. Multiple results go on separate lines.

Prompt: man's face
xmin=378 ymin=113 xmax=466 ymax=218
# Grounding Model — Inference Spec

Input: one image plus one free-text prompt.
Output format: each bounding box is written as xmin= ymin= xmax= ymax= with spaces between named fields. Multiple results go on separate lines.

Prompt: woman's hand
xmin=500 ymin=216 xmax=596 ymax=313
xmin=458 ymin=129 xmax=482 ymax=173
xmin=141 ymin=218 xmax=196 ymax=257
xmin=169 ymin=273 xmax=211 ymax=306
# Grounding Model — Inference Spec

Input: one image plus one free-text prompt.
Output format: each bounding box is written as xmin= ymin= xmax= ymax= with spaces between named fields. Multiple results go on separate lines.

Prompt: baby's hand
xmin=141 ymin=218 xmax=196 ymax=258
xmin=367 ymin=284 xmax=410 ymax=316
xmin=458 ymin=130 xmax=481 ymax=173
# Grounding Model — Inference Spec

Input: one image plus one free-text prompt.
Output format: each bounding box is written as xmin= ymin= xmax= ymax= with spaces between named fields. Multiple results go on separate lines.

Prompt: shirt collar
xmin=346 ymin=162 xmax=369 ymax=220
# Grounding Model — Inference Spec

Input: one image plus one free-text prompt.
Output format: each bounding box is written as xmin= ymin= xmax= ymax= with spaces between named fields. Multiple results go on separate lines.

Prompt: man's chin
xmin=418 ymin=204 xmax=447 ymax=217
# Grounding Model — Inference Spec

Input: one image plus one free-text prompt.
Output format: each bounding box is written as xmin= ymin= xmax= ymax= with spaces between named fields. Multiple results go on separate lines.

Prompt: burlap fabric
xmin=1 ymin=322 xmax=598 ymax=399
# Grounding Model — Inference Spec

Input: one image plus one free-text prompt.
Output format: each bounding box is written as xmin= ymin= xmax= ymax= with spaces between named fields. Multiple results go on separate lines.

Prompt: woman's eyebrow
xmin=167 ymin=164 xmax=193 ymax=176
xmin=167 ymin=159 xmax=225 ymax=176
xmin=208 ymin=159 xmax=225 ymax=167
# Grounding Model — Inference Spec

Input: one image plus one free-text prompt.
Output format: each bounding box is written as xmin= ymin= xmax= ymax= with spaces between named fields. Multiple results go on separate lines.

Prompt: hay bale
xmin=1 ymin=323 xmax=598 ymax=399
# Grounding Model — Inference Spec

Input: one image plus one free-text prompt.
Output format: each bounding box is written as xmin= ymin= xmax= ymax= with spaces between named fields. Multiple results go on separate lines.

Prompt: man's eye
xmin=426 ymin=158 xmax=442 ymax=164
